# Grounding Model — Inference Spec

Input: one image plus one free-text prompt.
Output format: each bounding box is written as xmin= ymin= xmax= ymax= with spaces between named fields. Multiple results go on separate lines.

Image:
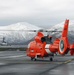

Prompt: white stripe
xmin=0 ymin=63 xmax=6 ymax=65
xmin=45 ymin=44 xmax=52 ymax=54
xmin=0 ymin=55 xmax=25 ymax=58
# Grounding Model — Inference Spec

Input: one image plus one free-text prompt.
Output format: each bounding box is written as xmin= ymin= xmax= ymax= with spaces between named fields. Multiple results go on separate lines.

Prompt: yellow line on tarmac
xmin=54 ymin=59 xmax=74 ymax=65
xmin=64 ymin=59 xmax=73 ymax=64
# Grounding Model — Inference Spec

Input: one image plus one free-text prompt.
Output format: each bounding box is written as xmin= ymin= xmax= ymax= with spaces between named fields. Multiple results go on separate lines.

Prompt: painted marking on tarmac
xmin=0 ymin=55 xmax=26 ymax=58
xmin=0 ymin=63 xmax=6 ymax=65
xmin=64 ymin=59 xmax=72 ymax=64
xmin=63 ymin=58 xmax=74 ymax=64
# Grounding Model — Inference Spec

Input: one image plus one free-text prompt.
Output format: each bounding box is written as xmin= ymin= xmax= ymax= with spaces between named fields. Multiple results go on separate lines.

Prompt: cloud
xmin=0 ymin=0 xmax=74 ymax=27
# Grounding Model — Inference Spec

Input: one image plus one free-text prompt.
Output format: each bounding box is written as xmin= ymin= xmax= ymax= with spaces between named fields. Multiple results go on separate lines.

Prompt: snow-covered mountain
xmin=0 ymin=22 xmax=41 ymax=45
xmin=0 ymin=20 xmax=74 ymax=45
xmin=49 ymin=20 xmax=74 ymax=43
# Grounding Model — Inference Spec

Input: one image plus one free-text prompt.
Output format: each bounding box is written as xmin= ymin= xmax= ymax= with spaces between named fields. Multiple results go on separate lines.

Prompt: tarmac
xmin=0 ymin=51 xmax=73 ymax=75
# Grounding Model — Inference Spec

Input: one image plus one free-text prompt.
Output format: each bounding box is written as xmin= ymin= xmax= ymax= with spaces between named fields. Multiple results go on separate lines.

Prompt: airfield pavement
xmin=0 ymin=51 xmax=73 ymax=75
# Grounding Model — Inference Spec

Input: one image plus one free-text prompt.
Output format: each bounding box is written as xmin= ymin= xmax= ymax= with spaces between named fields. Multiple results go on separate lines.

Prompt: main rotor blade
xmin=0 ymin=29 xmax=73 ymax=32
xmin=0 ymin=30 xmax=62 ymax=32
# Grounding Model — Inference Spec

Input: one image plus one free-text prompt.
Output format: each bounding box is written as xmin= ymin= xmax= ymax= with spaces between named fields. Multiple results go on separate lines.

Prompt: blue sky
xmin=0 ymin=0 xmax=74 ymax=28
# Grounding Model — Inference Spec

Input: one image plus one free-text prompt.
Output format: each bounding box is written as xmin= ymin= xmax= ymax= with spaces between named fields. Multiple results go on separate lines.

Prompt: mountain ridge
xmin=0 ymin=22 xmax=41 ymax=45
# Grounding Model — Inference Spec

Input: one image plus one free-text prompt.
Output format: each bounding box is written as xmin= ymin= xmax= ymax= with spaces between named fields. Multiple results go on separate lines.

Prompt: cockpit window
xmin=41 ymin=36 xmax=52 ymax=44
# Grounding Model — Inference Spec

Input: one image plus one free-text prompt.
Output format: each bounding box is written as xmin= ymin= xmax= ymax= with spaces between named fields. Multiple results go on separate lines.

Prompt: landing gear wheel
xmin=50 ymin=57 xmax=53 ymax=61
xmin=34 ymin=58 xmax=36 ymax=61
xmin=31 ymin=58 xmax=36 ymax=61
xmin=31 ymin=58 xmax=34 ymax=61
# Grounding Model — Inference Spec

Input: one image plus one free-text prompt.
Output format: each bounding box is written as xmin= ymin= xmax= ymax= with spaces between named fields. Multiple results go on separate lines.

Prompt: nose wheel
xmin=31 ymin=57 xmax=36 ymax=61
xmin=50 ymin=57 xmax=53 ymax=61
xmin=49 ymin=54 xmax=54 ymax=61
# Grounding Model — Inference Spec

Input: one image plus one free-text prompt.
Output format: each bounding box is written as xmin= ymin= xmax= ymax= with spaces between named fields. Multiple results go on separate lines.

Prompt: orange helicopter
xmin=27 ymin=19 xmax=74 ymax=61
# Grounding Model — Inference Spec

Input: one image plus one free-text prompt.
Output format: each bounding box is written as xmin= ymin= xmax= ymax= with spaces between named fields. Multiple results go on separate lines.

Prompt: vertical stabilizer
xmin=62 ymin=19 xmax=69 ymax=37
